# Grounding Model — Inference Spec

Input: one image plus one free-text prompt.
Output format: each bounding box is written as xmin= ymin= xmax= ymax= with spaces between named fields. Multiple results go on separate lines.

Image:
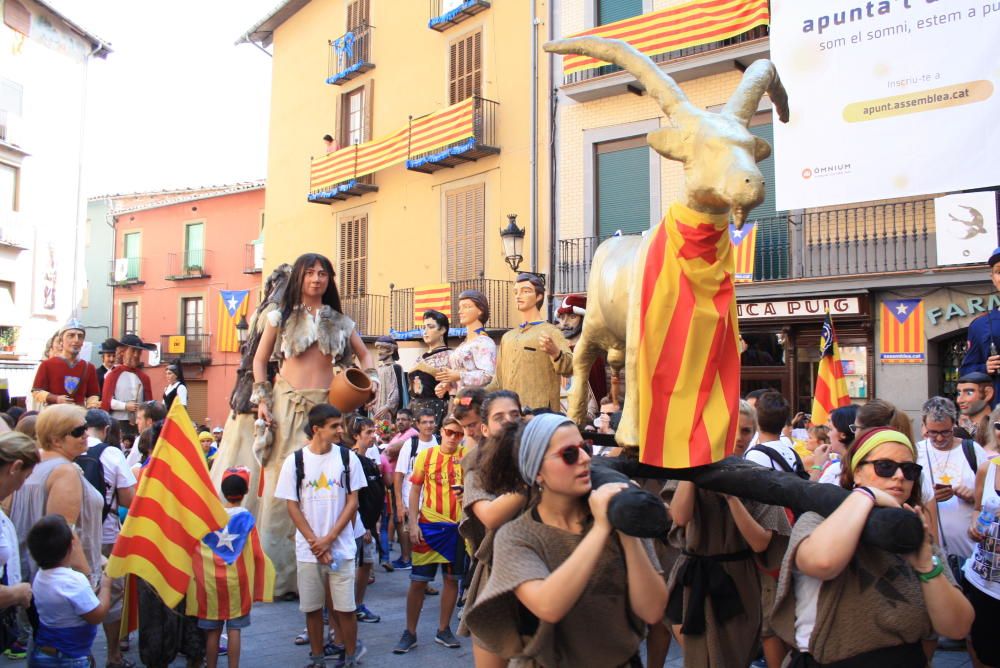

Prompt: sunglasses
xmin=858 ymin=459 xmax=922 ymax=481
xmin=441 ymin=427 xmax=464 ymax=439
xmin=69 ymin=425 xmax=87 ymax=438
xmin=925 ymin=428 xmax=954 ymax=439
xmin=546 ymin=442 xmax=593 ymax=466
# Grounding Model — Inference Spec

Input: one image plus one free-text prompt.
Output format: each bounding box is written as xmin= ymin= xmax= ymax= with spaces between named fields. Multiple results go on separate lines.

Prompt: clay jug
xmin=328 ymin=368 xmax=374 ymax=412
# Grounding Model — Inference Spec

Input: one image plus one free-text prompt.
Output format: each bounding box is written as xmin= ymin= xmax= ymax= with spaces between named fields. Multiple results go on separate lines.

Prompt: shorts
xmin=355 ymin=537 xmax=376 ymax=566
xmin=964 ymin=579 xmax=1000 ymax=665
xmin=101 ymin=543 xmax=125 ymax=621
xmin=197 ymin=614 xmax=251 ymax=631
xmin=296 ymin=559 xmax=356 ymax=613
xmin=411 ymin=544 xmax=467 ymax=583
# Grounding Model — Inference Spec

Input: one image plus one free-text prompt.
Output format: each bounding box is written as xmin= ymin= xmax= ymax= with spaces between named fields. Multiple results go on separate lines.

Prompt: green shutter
xmin=747 ymin=124 xmax=789 ymax=279
xmin=599 ymin=0 xmax=643 ymax=25
xmin=597 ymin=145 xmax=650 ymax=241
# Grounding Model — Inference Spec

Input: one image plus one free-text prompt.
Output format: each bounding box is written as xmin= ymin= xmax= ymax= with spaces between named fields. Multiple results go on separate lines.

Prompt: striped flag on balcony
xmin=217 ymin=290 xmax=250 ymax=353
xmin=414 ymin=284 xmax=452 ymax=328
xmin=729 ymin=221 xmax=757 ymax=283
xmin=880 ymin=299 xmax=926 ymax=364
xmin=560 ymin=0 xmax=769 ymax=76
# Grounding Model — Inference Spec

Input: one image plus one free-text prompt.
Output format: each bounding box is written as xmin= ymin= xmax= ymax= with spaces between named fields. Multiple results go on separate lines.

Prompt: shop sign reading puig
xmin=738 ymin=297 xmax=861 ymax=319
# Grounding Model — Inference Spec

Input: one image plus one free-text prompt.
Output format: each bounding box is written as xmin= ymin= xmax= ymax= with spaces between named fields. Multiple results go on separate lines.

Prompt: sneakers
xmin=435 ymin=626 xmax=461 ymax=649
xmin=392 ymin=630 xmax=418 ymax=654
xmin=324 ymin=641 xmax=345 ymax=661
xmin=380 ymin=560 xmax=394 ymax=572
xmin=3 ymin=641 xmax=26 ymax=660
xmin=355 ymin=604 xmax=381 ymax=623
xmin=390 ymin=558 xmax=412 ymax=570
xmin=425 ymin=585 xmax=440 ymax=596
xmin=333 ymin=641 xmax=367 ymax=668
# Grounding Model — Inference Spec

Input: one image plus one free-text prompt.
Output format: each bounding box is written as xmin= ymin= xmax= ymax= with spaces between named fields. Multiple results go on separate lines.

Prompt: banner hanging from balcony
xmin=559 ymin=0 xmax=769 ymax=76
xmin=934 ymin=192 xmax=999 ymax=267
xmin=310 ymin=97 xmax=476 ymax=195
xmin=729 ymin=221 xmax=757 ymax=283
xmin=217 ymin=290 xmax=250 ymax=353
xmin=880 ymin=299 xmax=925 ymax=364
xmin=413 ymin=284 xmax=452 ymax=328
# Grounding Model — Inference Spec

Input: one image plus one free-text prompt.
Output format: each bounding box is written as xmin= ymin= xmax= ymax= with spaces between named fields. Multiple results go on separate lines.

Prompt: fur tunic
xmin=267 ymin=305 xmax=356 ymax=365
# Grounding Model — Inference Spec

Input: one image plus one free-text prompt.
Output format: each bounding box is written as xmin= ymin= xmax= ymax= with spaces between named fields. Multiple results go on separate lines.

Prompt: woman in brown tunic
xmin=465 ymin=414 xmax=666 ymax=667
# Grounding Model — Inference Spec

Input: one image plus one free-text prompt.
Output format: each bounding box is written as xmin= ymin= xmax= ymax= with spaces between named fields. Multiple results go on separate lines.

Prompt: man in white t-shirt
xmin=84 ymin=408 xmax=136 ymax=668
xmin=275 ymin=404 xmax=367 ymax=668
xmin=391 ymin=410 xmax=438 ymax=570
xmin=743 ymin=391 xmax=806 ymax=476
xmin=916 ymin=396 xmax=988 ymax=563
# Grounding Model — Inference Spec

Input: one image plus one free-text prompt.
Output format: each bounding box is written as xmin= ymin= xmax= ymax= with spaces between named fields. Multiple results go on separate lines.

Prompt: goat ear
xmin=753 ymin=136 xmax=772 ymax=163
xmin=647 ymin=128 xmax=691 ymax=162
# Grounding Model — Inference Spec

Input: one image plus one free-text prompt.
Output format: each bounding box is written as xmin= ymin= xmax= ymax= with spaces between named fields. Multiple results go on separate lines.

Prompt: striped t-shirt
xmin=410 ymin=445 xmax=466 ymax=523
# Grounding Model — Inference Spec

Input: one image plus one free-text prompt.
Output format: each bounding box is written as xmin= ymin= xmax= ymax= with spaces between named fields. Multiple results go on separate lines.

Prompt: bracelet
xmin=852 ymin=486 xmax=876 ymax=503
xmin=916 ymin=555 xmax=945 ymax=582
xmin=810 ymin=465 xmax=823 ymax=471
xmin=553 ymin=351 xmax=563 ymax=362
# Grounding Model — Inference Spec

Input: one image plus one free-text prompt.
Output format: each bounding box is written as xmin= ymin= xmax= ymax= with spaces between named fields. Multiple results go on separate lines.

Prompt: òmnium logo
xmin=802 ymin=163 xmax=852 ymax=179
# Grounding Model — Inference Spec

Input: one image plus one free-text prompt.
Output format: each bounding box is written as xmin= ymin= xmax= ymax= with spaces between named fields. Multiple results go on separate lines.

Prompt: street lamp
xmin=236 ymin=315 xmax=250 ymax=345
xmin=500 ymin=213 xmax=525 ymax=273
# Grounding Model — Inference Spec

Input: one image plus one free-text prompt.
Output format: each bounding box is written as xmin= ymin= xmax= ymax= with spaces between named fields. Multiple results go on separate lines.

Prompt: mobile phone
xmin=935 ymin=483 xmax=952 ymax=490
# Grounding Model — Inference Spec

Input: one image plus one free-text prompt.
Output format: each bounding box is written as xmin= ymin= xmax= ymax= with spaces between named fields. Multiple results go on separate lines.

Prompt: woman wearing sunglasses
xmin=10 ymin=405 xmax=104 ymax=588
xmin=811 ymin=404 xmax=858 ymax=483
xmin=466 ymin=413 xmax=666 ymax=667
xmin=771 ymin=427 xmax=973 ymax=666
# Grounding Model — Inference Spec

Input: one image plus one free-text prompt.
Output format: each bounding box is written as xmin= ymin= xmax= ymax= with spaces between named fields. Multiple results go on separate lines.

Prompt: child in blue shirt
xmin=27 ymin=515 xmax=111 ymax=667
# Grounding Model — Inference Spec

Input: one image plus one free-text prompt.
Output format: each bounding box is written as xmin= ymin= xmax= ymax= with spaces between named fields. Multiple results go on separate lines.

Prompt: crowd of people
xmin=1 ymin=250 xmax=998 ymax=668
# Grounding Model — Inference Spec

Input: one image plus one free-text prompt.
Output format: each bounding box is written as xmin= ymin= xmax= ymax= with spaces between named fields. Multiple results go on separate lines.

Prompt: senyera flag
xmin=729 ymin=221 xmax=758 ymax=283
xmin=810 ymin=312 xmax=851 ymax=425
xmin=106 ymin=401 xmax=230 ymax=608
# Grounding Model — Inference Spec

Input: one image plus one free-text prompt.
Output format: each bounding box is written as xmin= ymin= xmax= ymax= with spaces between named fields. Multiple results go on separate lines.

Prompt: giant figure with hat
xmin=959 ymin=246 xmax=1000 ymax=407
xmin=95 ymin=337 xmax=120 ymax=395
xmin=31 ymin=319 xmax=100 ymax=409
xmin=101 ymin=333 xmax=156 ymax=441
xmin=556 ymin=294 xmax=606 ymax=421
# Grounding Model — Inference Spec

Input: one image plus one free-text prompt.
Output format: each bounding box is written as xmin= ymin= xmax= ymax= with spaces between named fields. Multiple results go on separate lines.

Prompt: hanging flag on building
xmin=106 ymin=401 xmax=231 ymax=607
xmin=730 ymin=221 xmax=758 ymax=283
xmin=413 ymin=283 xmax=452 ymax=328
xmin=217 ymin=290 xmax=250 ymax=353
xmin=880 ymin=298 xmax=926 ymax=363
xmin=811 ymin=312 xmax=852 ymax=425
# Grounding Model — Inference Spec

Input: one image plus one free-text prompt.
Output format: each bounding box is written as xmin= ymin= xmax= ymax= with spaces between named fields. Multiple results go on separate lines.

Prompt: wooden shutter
xmin=445 ymin=185 xmax=485 ymax=281
xmin=363 ymin=79 xmax=374 ymax=141
xmin=449 ymin=31 xmax=482 ymax=104
xmin=339 ymin=215 xmax=368 ymax=297
xmin=346 ymin=0 xmax=370 ymax=28
xmin=187 ymin=380 xmax=208 ymax=426
xmin=596 ymin=138 xmax=650 ymax=240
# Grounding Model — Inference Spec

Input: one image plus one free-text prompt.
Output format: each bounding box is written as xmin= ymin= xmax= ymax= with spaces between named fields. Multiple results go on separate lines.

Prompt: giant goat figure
xmin=546 ymin=36 xmax=788 ymax=453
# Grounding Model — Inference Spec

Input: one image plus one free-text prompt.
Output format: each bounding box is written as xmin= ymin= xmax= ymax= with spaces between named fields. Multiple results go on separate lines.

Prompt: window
xmin=449 ymin=31 xmax=481 ymax=104
xmin=597 ymin=0 xmax=643 ymax=25
xmin=595 ymin=136 xmax=650 ymax=240
xmin=0 ymin=163 xmax=16 ymax=213
xmin=184 ymin=222 xmax=205 ymax=269
xmin=182 ymin=297 xmax=205 ymax=338
xmin=121 ymin=302 xmax=138 ymax=337
xmin=346 ymin=0 xmax=369 ymax=29
xmin=123 ymin=232 xmax=140 ymax=280
xmin=445 ymin=184 xmax=485 ymax=281
xmin=339 ymin=214 xmax=368 ymax=297
xmin=341 ymin=87 xmax=366 ymax=147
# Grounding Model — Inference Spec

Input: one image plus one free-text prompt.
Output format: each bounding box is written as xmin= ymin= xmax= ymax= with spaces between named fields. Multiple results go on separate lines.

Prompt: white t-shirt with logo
xmin=917 ymin=438 xmax=987 ymax=561
xmin=274 ymin=446 xmax=367 ymax=563
xmin=87 ymin=437 xmax=137 ymax=545
xmin=395 ymin=436 xmax=437 ymax=508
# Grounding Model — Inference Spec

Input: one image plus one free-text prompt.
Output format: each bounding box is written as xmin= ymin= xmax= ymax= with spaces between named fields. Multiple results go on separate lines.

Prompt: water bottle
xmin=828 ymin=452 xmax=841 ymax=464
xmin=329 ymin=547 xmax=350 ymax=572
xmin=977 ymin=498 xmax=1000 ymax=536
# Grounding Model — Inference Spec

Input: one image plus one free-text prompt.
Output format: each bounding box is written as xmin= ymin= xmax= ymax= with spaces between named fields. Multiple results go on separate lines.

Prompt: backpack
xmin=295 ymin=446 xmax=351 ymax=502
xmin=75 ymin=443 xmax=115 ymax=521
xmin=355 ymin=454 xmax=385 ymax=531
xmin=749 ymin=443 xmax=810 ymax=480
xmin=959 ymin=439 xmax=979 ymax=473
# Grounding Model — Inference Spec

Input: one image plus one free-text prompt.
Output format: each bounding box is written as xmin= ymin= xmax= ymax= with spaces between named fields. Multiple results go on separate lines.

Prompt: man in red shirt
xmin=31 ymin=319 xmax=100 ymax=408
xmin=101 ymin=334 xmax=155 ymax=441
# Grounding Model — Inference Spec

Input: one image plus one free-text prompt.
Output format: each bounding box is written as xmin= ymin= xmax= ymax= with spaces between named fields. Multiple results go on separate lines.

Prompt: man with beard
xmin=555 ymin=295 xmax=606 ymax=422
xmin=31 ymin=320 xmax=101 ymax=408
xmin=956 ymin=371 xmax=995 ymax=446
xmin=101 ymin=334 xmax=156 ymax=442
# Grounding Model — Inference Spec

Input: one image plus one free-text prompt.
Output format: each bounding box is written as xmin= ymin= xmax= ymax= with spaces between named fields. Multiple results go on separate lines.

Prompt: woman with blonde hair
xmin=0 ymin=433 xmax=38 ymax=609
xmin=10 ymin=405 xmax=103 ymax=586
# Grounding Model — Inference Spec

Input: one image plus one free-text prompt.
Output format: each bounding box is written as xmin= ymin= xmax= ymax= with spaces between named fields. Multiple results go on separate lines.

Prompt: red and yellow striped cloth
xmin=811 ymin=313 xmax=852 ymax=425
xmin=561 ymin=0 xmax=769 ymax=76
xmin=414 ymin=283 xmax=452 ymax=327
xmin=638 ymin=203 xmax=740 ymax=468
xmin=729 ymin=221 xmax=758 ymax=284
xmin=879 ymin=299 xmax=925 ymax=364
xmin=310 ymin=97 xmax=476 ymax=192
xmin=410 ymin=445 xmax=465 ymax=523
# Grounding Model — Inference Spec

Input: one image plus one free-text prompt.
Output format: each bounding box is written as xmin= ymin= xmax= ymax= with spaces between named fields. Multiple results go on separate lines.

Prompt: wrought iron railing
xmin=341 ymin=293 xmax=389 ymax=338
xmin=557 ymin=236 xmax=599 ymax=295
xmin=389 ymin=278 xmax=515 ymax=332
xmin=327 ymin=23 xmax=374 ymax=84
xmin=429 ymin=0 xmax=491 ymax=30
xmin=159 ymin=334 xmax=212 ymax=364
xmin=407 ymin=96 xmax=499 ymax=166
xmin=563 ymin=25 xmax=770 ymax=85
xmin=107 ymin=257 xmax=143 ymax=285
xmin=747 ymin=215 xmax=791 ymax=281
xmin=166 ymin=249 xmax=212 ymax=279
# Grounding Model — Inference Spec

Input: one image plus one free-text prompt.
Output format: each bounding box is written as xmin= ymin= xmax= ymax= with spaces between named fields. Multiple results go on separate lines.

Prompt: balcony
xmin=557 ymin=236 xmax=602 ymax=296
xmin=107 ymin=257 xmax=144 ymax=287
xmin=165 ymin=249 xmax=212 ymax=280
xmin=159 ymin=334 xmax=212 ymax=365
xmin=561 ymin=25 xmax=770 ymax=103
xmin=428 ymin=0 xmax=490 ymax=31
xmin=326 ymin=23 xmax=374 ymax=86
xmin=390 ymin=278 xmax=515 ymax=333
xmin=307 ymin=173 xmax=377 ymax=204
xmin=0 ymin=211 xmax=29 ymax=251
xmin=244 ymin=243 xmax=263 ymax=274
xmin=406 ymin=97 xmax=500 ymax=174
xmin=341 ymin=293 xmax=389 ymax=339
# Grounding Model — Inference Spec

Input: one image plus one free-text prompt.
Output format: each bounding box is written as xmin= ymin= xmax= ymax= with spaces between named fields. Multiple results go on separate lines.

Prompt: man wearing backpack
xmin=391 ymin=410 xmax=438 ymax=570
xmin=82 ymin=408 xmax=136 ymax=668
xmin=345 ymin=416 xmax=384 ymax=624
xmin=743 ymin=392 xmax=808 ymax=479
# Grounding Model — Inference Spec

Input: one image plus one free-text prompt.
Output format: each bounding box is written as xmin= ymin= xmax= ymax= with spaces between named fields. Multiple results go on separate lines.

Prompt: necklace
xmin=302 ymin=304 xmax=314 ymax=314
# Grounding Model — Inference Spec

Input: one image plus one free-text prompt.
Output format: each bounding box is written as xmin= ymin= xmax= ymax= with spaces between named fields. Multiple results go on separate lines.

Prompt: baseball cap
xmin=989 ymin=247 xmax=1000 ymax=267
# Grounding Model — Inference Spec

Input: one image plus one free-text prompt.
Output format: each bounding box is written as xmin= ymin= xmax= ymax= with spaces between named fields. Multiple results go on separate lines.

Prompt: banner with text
xmin=771 ymin=0 xmax=1000 ymax=210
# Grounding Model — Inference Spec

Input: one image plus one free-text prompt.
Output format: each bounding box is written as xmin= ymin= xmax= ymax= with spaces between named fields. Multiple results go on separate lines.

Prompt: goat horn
xmin=544 ymin=36 xmax=699 ymax=121
xmin=722 ymin=59 xmax=790 ymax=126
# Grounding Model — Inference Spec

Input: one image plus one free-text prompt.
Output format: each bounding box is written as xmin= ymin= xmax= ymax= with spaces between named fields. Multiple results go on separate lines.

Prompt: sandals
xmin=106 ymin=658 xmax=136 ymax=668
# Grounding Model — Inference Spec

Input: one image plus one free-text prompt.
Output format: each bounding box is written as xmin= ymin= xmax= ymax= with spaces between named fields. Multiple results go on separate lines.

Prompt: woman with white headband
xmin=465 ymin=413 xmax=666 ymax=667
xmin=771 ymin=427 xmax=973 ymax=666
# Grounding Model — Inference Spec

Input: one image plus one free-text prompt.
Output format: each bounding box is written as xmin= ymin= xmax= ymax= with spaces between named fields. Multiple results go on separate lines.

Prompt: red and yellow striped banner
xmin=310 ymin=97 xmax=476 ymax=192
xmin=414 ymin=283 xmax=452 ymax=328
xmin=880 ymin=299 xmax=925 ymax=364
xmin=638 ymin=203 xmax=740 ymax=469
xmin=730 ymin=221 xmax=758 ymax=284
xmin=811 ymin=313 xmax=851 ymax=426
xmin=561 ymin=0 xmax=769 ymax=76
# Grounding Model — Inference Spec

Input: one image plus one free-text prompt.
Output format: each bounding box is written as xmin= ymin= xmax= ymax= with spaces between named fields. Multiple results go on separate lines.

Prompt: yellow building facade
xmin=243 ymin=0 xmax=553 ymax=336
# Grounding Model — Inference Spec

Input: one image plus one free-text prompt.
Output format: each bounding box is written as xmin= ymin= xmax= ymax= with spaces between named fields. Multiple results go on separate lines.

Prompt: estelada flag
xmin=186 ymin=510 xmax=274 ymax=620
xmin=414 ymin=284 xmax=452 ymax=328
xmin=729 ymin=221 xmax=758 ymax=283
xmin=106 ymin=401 xmax=230 ymax=607
xmin=638 ymin=203 xmax=741 ymax=468
xmin=880 ymin=299 xmax=926 ymax=363
xmin=810 ymin=312 xmax=852 ymax=425
xmin=217 ymin=290 xmax=250 ymax=353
